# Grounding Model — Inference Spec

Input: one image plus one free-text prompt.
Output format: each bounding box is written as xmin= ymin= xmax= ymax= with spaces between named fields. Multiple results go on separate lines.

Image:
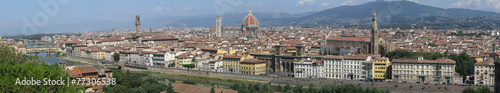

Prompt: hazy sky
xmin=1 ymin=0 xmax=499 ymax=35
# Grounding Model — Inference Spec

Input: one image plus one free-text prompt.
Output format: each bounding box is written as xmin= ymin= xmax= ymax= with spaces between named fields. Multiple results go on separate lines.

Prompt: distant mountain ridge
xmin=163 ymin=1 xmax=500 ymax=28
xmin=284 ymin=0 xmax=500 ymax=26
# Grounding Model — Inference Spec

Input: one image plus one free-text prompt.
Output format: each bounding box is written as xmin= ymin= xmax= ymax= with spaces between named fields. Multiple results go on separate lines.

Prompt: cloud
xmin=184 ymin=7 xmax=191 ymax=10
xmin=485 ymin=0 xmax=500 ymax=9
xmin=321 ymin=2 xmax=330 ymax=6
xmin=296 ymin=0 xmax=316 ymax=6
xmin=408 ymin=0 xmax=419 ymax=3
xmin=451 ymin=0 xmax=500 ymax=10
xmin=341 ymin=0 xmax=355 ymax=6
xmin=155 ymin=6 xmax=164 ymax=11
xmin=450 ymin=0 xmax=481 ymax=7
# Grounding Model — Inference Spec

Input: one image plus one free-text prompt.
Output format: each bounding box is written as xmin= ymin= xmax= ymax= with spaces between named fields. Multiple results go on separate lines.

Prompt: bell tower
xmin=371 ymin=11 xmax=379 ymax=54
xmin=135 ymin=14 xmax=141 ymax=33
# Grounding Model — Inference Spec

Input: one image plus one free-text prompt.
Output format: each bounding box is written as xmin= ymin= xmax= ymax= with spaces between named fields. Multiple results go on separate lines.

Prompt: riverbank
xmin=60 ymin=56 xmax=93 ymax=65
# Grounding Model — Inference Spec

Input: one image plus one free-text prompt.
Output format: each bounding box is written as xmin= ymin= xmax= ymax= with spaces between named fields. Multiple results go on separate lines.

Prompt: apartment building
xmin=323 ymin=55 xmax=372 ymax=80
xmin=474 ymin=61 xmax=495 ymax=86
xmin=294 ymin=58 xmax=324 ymax=78
xmin=392 ymin=57 xmax=456 ymax=84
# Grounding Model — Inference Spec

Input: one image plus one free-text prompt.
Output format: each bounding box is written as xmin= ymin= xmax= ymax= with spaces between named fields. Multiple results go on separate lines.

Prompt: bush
xmin=462 ymin=87 xmax=475 ymax=93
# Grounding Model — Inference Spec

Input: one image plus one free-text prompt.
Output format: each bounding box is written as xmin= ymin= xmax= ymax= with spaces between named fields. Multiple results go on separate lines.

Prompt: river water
xmin=26 ymin=53 xmax=79 ymax=66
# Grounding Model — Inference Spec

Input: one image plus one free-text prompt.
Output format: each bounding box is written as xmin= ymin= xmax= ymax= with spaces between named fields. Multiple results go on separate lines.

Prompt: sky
xmin=1 ymin=0 xmax=500 ymax=35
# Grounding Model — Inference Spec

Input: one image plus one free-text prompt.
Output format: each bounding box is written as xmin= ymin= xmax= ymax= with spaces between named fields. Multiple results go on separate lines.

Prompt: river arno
xmin=26 ymin=53 xmax=79 ymax=66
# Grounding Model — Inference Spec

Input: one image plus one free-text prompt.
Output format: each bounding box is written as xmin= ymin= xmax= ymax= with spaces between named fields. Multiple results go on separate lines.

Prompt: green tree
xmin=165 ymin=82 xmax=175 ymax=93
xmin=429 ymin=43 xmax=437 ymax=47
xmin=379 ymin=45 xmax=386 ymax=56
xmin=123 ymin=70 xmax=132 ymax=88
xmin=113 ymin=52 xmax=120 ymax=62
xmin=462 ymin=87 xmax=475 ymax=93
xmin=183 ymin=64 xmax=196 ymax=70
xmin=210 ymin=87 xmax=216 ymax=93
xmin=318 ymin=49 xmax=322 ymax=55
xmin=0 ymin=45 xmax=82 ymax=93
xmin=475 ymin=86 xmax=492 ymax=93
xmin=191 ymin=56 xmax=196 ymax=62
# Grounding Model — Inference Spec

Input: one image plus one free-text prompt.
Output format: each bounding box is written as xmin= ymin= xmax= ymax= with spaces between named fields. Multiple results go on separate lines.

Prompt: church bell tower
xmin=371 ymin=11 xmax=379 ymax=54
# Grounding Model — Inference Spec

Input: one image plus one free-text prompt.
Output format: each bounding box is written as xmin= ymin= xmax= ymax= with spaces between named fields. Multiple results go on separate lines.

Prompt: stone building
xmin=323 ymin=55 xmax=372 ymax=80
xmin=210 ymin=9 xmax=259 ymax=39
xmin=294 ymin=58 xmax=324 ymax=78
xmin=474 ymin=61 xmax=495 ymax=86
xmin=392 ymin=57 xmax=456 ymax=84
xmin=251 ymin=45 xmax=323 ymax=73
xmin=327 ymin=12 xmax=393 ymax=55
xmin=240 ymin=59 xmax=266 ymax=75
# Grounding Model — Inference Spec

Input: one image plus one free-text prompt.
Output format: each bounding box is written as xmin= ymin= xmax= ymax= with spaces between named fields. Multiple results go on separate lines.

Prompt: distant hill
xmin=163 ymin=1 xmax=500 ymax=28
xmin=285 ymin=0 xmax=500 ymax=26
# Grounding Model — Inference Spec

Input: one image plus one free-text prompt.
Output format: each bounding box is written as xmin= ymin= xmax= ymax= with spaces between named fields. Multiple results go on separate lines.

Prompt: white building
xmin=474 ymin=61 xmax=495 ymax=86
xmin=392 ymin=57 xmax=456 ymax=84
xmin=210 ymin=60 xmax=223 ymax=72
xmin=143 ymin=52 xmax=153 ymax=66
xmin=323 ymin=55 xmax=372 ymax=80
xmin=294 ymin=58 xmax=324 ymax=78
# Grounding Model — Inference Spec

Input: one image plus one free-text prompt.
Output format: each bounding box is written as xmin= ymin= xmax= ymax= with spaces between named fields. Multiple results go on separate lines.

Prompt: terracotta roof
xmin=209 ymin=60 xmax=221 ymax=63
xmin=324 ymin=56 xmax=344 ymax=59
xmin=344 ymin=55 xmax=369 ymax=59
xmin=223 ymin=55 xmax=242 ymax=59
xmin=171 ymin=83 xmax=238 ymax=93
xmin=242 ymin=10 xmax=259 ymax=26
xmin=240 ymin=59 xmax=265 ymax=63
xmin=474 ymin=61 xmax=493 ymax=66
xmin=176 ymin=55 xmax=191 ymax=59
xmin=392 ymin=58 xmax=456 ymax=64
xmin=74 ymin=66 xmax=98 ymax=74
xmin=327 ymin=37 xmax=370 ymax=42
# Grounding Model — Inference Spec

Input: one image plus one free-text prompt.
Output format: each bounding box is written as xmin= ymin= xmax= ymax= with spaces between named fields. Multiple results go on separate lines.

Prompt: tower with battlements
xmin=135 ymin=14 xmax=141 ymax=33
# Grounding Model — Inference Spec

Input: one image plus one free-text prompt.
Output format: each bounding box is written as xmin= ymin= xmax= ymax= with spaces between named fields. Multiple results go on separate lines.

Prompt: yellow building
xmin=223 ymin=55 xmax=244 ymax=73
xmin=217 ymin=49 xmax=236 ymax=54
xmin=373 ymin=57 xmax=390 ymax=80
xmin=174 ymin=55 xmax=192 ymax=68
xmin=240 ymin=59 xmax=266 ymax=75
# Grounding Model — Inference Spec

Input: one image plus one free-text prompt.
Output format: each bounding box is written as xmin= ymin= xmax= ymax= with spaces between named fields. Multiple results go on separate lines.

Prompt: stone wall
xmin=147 ymin=67 xmax=493 ymax=93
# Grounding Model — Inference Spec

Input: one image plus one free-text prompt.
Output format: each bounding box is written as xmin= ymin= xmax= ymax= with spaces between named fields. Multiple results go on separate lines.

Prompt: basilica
xmin=327 ymin=12 xmax=394 ymax=55
xmin=210 ymin=9 xmax=261 ymax=39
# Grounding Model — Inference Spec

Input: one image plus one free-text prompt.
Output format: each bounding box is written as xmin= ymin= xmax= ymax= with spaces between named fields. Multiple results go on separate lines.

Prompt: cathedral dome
xmin=242 ymin=10 xmax=259 ymax=27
